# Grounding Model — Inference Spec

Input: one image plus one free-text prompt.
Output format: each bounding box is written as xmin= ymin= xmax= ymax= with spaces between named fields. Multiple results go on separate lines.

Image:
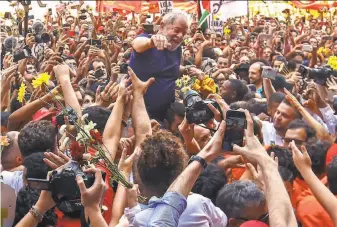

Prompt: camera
xmin=27 ymin=161 xmax=106 ymax=213
xmin=299 ymin=65 xmax=337 ymax=86
xmin=56 ymin=107 xmax=78 ymax=127
xmin=13 ymin=47 xmax=32 ymax=62
xmin=30 ymin=21 xmax=51 ymax=44
xmin=120 ymin=63 xmax=128 ymax=74
xmin=183 ymin=90 xmax=221 ymax=124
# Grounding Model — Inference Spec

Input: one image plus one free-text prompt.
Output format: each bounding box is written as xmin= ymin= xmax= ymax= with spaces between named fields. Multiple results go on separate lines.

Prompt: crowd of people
xmin=1 ymin=1 xmax=337 ymax=227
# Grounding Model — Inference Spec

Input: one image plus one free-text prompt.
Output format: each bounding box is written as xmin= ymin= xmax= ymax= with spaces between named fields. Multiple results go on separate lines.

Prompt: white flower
xmin=76 ymin=121 xmax=97 ymax=144
xmin=59 ymin=125 xmax=67 ymax=135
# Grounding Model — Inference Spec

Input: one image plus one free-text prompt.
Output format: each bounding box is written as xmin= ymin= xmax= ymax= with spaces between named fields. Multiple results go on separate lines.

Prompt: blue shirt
xmin=129 ymin=34 xmax=181 ymax=120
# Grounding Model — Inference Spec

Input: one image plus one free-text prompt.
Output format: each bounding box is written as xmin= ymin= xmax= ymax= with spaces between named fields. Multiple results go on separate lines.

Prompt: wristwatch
xmin=188 ymin=155 xmax=207 ymax=169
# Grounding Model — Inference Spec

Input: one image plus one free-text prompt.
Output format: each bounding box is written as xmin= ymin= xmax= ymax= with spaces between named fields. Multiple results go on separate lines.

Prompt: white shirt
xmin=261 ymin=121 xmax=283 ymax=146
xmin=0 ymin=171 xmax=24 ymax=195
xmin=126 ymin=193 xmax=228 ymax=227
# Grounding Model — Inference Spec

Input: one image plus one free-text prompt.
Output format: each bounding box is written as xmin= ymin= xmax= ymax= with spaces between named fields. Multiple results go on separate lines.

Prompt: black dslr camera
xmin=299 ymin=65 xmax=337 ymax=86
xmin=27 ymin=161 xmax=106 ymax=213
xmin=56 ymin=107 xmax=78 ymax=126
xmin=183 ymin=90 xmax=221 ymax=124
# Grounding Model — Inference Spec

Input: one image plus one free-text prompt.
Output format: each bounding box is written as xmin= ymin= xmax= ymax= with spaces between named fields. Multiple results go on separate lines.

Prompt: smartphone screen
xmin=223 ymin=110 xmax=246 ymax=151
xmin=302 ymin=44 xmax=313 ymax=52
xmin=262 ymin=66 xmax=277 ymax=80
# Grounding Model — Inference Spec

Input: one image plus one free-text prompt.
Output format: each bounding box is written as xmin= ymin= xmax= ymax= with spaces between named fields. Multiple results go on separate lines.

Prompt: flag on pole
xmin=198 ymin=0 xmax=211 ymax=32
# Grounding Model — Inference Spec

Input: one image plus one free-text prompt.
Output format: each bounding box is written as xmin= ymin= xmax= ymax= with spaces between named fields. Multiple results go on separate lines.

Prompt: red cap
xmin=240 ymin=221 xmax=269 ymax=227
xmin=32 ymin=108 xmax=56 ymax=122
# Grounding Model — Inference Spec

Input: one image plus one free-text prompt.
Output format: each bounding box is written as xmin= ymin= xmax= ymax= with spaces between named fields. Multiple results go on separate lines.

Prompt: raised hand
xmin=289 ymin=141 xmax=312 ymax=174
xmin=233 ymin=110 xmax=270 ymax=164
xmin=77 ymin=168 xmax=107 ymax=211
xmin=128 ymin=67 xmax=155 ymax=95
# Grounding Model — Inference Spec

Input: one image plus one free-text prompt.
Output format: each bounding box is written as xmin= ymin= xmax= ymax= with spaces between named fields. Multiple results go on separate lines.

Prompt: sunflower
xmin=32 ymin=72 xmax=51 ymax=89
xmin=181 ymin=86 xmax=190 ymax=94
xmin=181 ymin=75 xmax=191 ymax=86
xmin=175 ymin=79 xmax=182 ymax=88
xmin=328 ymin=56 xmax=337 ymax=71
xmin=17 ymin=83 xmax=26 ymax=103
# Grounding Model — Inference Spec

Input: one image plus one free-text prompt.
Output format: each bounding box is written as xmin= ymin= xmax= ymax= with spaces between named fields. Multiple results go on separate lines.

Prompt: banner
xmin=290 ymin=1 xmax=337 ymax=10
xmin=209 ymin=1 xmax=248 ymax=33
xmin=96 ymin=0 xmax=197 ymax=14
xmin=159 ymin=1 xmax=173 ymax=14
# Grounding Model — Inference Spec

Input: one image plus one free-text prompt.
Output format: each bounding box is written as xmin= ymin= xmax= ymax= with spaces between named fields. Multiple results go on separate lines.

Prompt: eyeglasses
xmin=283 ymin=138 xmax=305 ymax=146
xmin=236 ymin=213 xmax=269 ymax=223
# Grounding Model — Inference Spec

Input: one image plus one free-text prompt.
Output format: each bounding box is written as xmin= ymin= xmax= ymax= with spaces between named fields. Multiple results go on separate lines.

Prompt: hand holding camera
xmin=77 ymin=168 xmax=107 ymax=212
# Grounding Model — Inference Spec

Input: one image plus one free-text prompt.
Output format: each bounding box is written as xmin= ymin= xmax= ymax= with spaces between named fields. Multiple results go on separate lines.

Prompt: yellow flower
xmin=0 ymin=136 xmax=10 ymax=147
xmin=181 ymin=86 xmax=190 ymax=94
xmin=17 ymin=83 xmax=26 ymax=103
xmin=328 ymin=56 xmax=337 ymax=70
xmin=192 ymin=80 xmax=201 ymax=92
xmin=224 ymin=28 xmax=231 ymax=35
xmin=181 ymin=75 xmax=191 ymax=86
xmin=32 ymin=72 xmax=50 ymax=89
xmin=175 ymin=79 xmax=182 ymax=88
xmin=16 ymin=9 xmax=25 ymax=19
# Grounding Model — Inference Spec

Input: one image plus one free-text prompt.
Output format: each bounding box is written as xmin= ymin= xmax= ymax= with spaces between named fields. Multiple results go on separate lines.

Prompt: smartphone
xmin=79 ymin=15 xmax=87 ymax=20
xmin=48 ymin=8 xmax=52 ymax=16
xmin=89 ymin=39 xmax=102 ymax=48
xmin=13 ymin=48 xmax=32 ymax=62
xmin=27 ymin=178 xmax=50 ymax=190
xmin=223 ymin=110 xmax=247 ymax=151
xmin=107 ymin=35 xmax=115 ymax=41
xmin=322 ymin=36 xmax=333 ymax=41
xmin=302 ymin=44 xmax=313 ymax=52
xmin=59 ymin=46 xmax=64 ymax=56
xmin=262 ymin=66 xmax=277 ymax=80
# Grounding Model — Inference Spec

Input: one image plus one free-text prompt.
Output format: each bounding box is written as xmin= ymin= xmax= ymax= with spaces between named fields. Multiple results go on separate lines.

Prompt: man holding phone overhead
xmin=129 ymin=11 xmax=188 ymax=121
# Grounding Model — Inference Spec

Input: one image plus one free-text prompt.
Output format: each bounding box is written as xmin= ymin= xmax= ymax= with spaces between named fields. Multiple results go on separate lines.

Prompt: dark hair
xmin=164 ymin=102 xmax=185 ymax=126
xmin=293 ymin=52 xmax=305 ymax=59
xmin=136 ymin=130 xmax=188 ymax=197
xmin=266 ymin=146 xmax=297 ymax=180
xmin=82 ymin=106 xmax=111 ymax=134
xmin=88 ymin=59 xmax=104 ymax=71
xmin=272 ymin=75 xmax=287 ymax=91
xmin=281 ymin=98 xmax=302 ymax=119
xmin=84 ymin=89 xmax=96 ymax=99
xmin=279 ymin=166 xmax=295 ymax=182
xmin=268 ymin=92 xmax=285 ymax=107
xmin=327 ymin=156 xmax=337 ymax=195
xmin=1 ymin=111 xmax=10 ymax=126
xmin=228 ymin=79 xmax=249 ymax=102
xmin=14 ymin=187 xmax=57 ymax=227
xmin=64 ymin=56 xmax=76 ymax=61
xmin=247 ymin=98 xmax=268 ymax=115
xmin=192 ymin=163 xmax=227 ymax=204
xmin=202 ymin=48 xmax=216 ymax=60
xmin=215 ymin=181 xmax=265 ymax=219
xmin=287 ymin=119 xmax=316 ymax=141
xmin=23 ymin=152 xmax=51 ymax=179
xmin=242 ymin=92 xmax=256 ymax=101
xmin=18 ymin=120 xmax=56 ymax=157
xmin=230 ymin=101 xmax=248 ymax=110
xmin=304 ymin=140 xmax=331 ymax=177
xmin=272 ymin=56 xmax=287 ymax=65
